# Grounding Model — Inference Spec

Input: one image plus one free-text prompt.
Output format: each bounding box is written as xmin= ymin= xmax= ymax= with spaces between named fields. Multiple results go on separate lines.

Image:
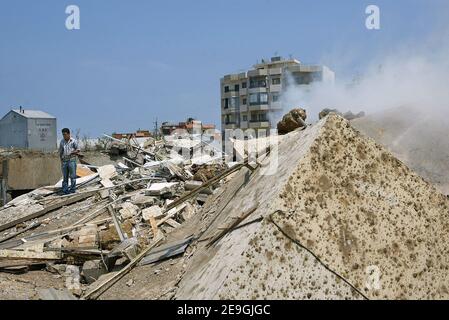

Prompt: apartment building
xmin=220 ymin=56 xmax=335 ymax=136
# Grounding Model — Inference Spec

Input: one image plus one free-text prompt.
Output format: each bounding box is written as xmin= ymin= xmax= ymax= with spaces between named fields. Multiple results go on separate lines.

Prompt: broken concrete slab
xmin=82 ymin=259 xmax=108 ymax=284
xmin=139 ymin=236 xmax=193 ymax=266
xmin=130 ymin=193 xmax=155 ymax=207
xmin=119 ymin=202 xmax=139 ymax=220
xmin=175 ymin=114 xmax=449 ymax=300
xmin=146 ymin=182 xmax=179 ymax=196
xmin=97 ymin=164 xmax=117 ymax=180
xmin=142 ymin=205 xmax=163 ymax=222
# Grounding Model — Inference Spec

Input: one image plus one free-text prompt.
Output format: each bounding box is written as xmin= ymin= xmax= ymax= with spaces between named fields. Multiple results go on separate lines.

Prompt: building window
xmin=224 ymin=98 xmax=229 ymax=109
xmin=224 ymin=86 xmax=229 ymax=92
xmin=249 ymin=93 xmax=258 ymax=105
xmin=242 ymin=82 xmax=247 ymax=89
xmin=242 ymin=115 xmax=248 ymax=121
xmin=272 ymin=94 xmax=279 ymax=102
xmin=234 ymin=84 xmax=239 ymax=92
xmin=259 ymin=113 xmax=267 ymax=121
xmin=293 ymin=73 xmax=314 ymax=85
xmin=229 ymin=97 xmax=240 ymax=109
xmin=251 ymin=113 xmax=258 ymax=122
xmin=249 ymin=93 xmax=268 ymax=105
xmin=242 ymin=98 xmax=247 ymax=105
xmin=272 ymin=78 xmax=281 ymax=85
xmin=249 ymin=76 xmax=267 ymax=88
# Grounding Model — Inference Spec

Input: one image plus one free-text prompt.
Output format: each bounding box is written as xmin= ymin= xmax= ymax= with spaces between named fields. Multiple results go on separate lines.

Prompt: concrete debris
xmin=146 ymin=182 xmax=179 ymax=196
xmin=0 ymin=132 xmax=228 ymax=299
xmin=119 ymin=202 xmax=139 ymax=220
xmin=175 ymin=114 xmax=449 ymax=300
xmin=277 ymin=108 xmax=307 ymax=135
xmin=130 ymin=193 xmax=155 ymax=207
xmin=319 ymin=108 xmax=365 ymax=120
xmin=142 ymin=205 xmax=164 ymax=222
xmin=3 ymin=112 xmax=448 ymax=301
xmin=82 ymin=260 xmax=108 ymax=284
xmin=97 ymin=164 xmax=117 ymax=180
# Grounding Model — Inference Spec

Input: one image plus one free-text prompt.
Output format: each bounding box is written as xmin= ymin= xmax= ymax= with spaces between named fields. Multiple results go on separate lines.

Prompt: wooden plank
xmin=0 ymin=260 xmax=45 ymax=269
xmin=0 ymin=217 xmax=112 ymax=250
xmin=157 ymin=203 xmax=187 ymax=227
xmin=107 ymin=205 xmax=126 ymax=242
xmin=0 ymin=221 xmax=40 ymax=244
xmin=165 ymin=218 xmax=181 ymax=229
xmin=83 ymin=234 xmax=164 ymax=300
xmin=157 ymin=203 xmax=186 ymax=226
xmin=149 ymin=216 xmax=159 ymax=237
xmin=1 ymin=179 xmax=7 ymax=207
xmin=164 ymin=159 xmax=247 ymax=213
xmin=0 ymin=248 xmax=62 ymax=260
xmin=76 ymin=166 xmax=95 ymax=177
xmin=0 ymin=191 xmax=95 ymax=233
xmin=1 ymin=160 xmax=8 ymax=206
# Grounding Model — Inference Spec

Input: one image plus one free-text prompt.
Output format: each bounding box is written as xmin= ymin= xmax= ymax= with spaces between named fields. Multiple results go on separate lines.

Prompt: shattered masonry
xmin=1 ymin=113 xmax=449 ymax=300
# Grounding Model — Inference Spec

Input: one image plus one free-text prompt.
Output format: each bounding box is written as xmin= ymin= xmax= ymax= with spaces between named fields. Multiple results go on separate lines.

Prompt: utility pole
xmin=153 ymin=118 xmax=159 ymax=140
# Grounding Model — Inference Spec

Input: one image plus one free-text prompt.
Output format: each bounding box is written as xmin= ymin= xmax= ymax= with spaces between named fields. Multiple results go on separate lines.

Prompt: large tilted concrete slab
xmin=175 ymin=114 xmax=449 ymax=300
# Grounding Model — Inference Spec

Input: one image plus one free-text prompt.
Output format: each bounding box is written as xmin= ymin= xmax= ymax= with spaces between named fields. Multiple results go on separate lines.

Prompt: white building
xmin=220 ymin=56 xmax=335 ymax=135
xmin=0 ymin=108 xmax=57 ymax=152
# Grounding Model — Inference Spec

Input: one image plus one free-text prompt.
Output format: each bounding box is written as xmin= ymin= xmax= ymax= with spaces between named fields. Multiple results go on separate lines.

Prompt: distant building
xmin=161 ymin=118 xmax=216 ymax=136
xmin=0 ymin=108 xmax=57 ymax=152
xmin=220 ymin=56 xmax=335 ymax=135
xmin=112 ymin=130 xmax=152 ymax=140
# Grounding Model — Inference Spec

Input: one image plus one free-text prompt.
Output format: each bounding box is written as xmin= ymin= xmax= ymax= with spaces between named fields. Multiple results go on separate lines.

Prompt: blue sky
xmin=0 ymin=0 xmax=445 ymax=137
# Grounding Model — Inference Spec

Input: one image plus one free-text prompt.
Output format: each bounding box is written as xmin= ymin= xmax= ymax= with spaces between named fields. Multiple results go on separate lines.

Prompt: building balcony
xmin=223 ymin=123 xmax=238 ymax=130
xmin=270 ymin=101 xmax=282 ymax=110
xmin=269 ymin=84 xmax=282 ymax=92
xmin=249 ymin=121 xmax=270 ymax=129
xmin=248 ymin=87 xmax=267 ymax=94
xmin=249 ymin=104 xmax=269 ymax=111
xmin=268 ymin=68 xmax=282 ymax=75
xmin=222 ymin=91 xmax=240 ymax=98
xmin=222 ymin=107 xmax=240 ymax=114
xmin=248 ymin=69 xmax=268 ymax=77
xmin=222 ymin=72 xmax=247 ymax=82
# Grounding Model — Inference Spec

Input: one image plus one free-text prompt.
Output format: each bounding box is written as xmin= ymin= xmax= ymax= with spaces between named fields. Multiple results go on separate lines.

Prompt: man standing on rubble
xmin=59 ymin=128 xmax=80 ymax=195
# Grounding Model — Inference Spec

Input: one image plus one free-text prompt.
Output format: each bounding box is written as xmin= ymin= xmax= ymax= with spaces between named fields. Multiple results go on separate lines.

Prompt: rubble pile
xmin=174 ymin=114 xmax=449 ymax=300
xmin=0 ymin=134 xmax=233 ymax=300
xmin=276 ymin=108 xmax=307 ymax=135
xmin=2 ymin=113 xmax=449 ymax=300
